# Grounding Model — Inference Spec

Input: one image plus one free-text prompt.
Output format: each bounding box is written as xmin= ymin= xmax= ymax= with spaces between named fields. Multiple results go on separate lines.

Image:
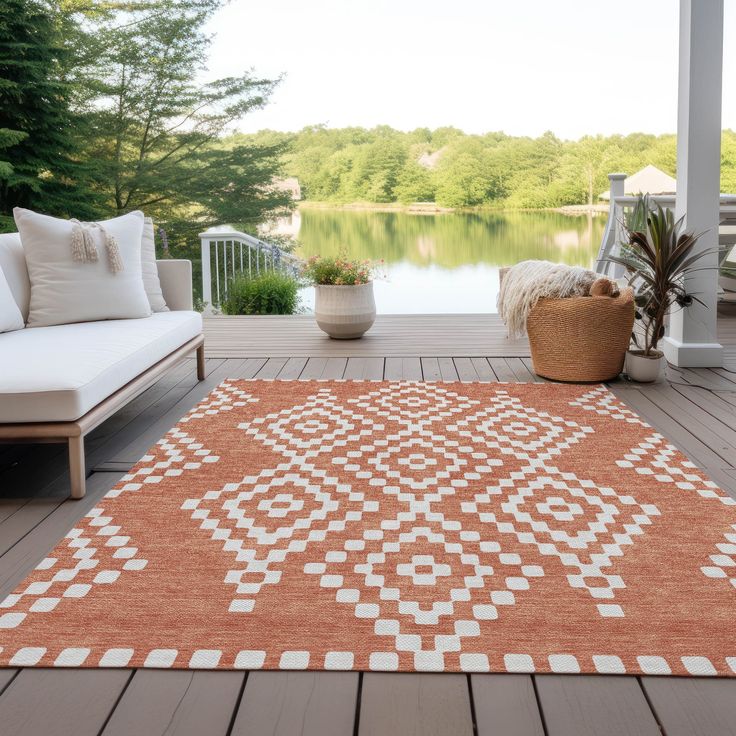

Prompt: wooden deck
xmin=2 ymin=311 xmax=736 ymax=735
xmin=202 ymin=311 xmax=736 ymax=365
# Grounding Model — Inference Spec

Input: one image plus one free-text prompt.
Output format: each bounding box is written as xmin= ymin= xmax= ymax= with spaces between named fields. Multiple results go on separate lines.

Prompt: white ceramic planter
xmin=314 ymin=282 xmax=376 ymax=339
xmin=625 ymin=350 xmax=664 ymax=383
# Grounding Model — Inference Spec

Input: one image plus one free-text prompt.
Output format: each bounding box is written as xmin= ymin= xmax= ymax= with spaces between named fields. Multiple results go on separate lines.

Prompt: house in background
xmin=599 ymin=164 xmax=677 ymax=200
xmin=273 ymin=177 xmax=302 ymax=201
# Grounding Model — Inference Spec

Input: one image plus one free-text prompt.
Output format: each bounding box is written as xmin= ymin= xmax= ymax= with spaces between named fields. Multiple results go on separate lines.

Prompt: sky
xmin=205 ymin=0 xmax=736 ymax=140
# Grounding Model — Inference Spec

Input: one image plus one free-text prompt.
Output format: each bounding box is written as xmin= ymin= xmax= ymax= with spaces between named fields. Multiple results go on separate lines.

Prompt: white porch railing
xmin=595 ymin=172 xmax=736 ymax=278
xmin=199 ymin=229 xmax=303 ymax=310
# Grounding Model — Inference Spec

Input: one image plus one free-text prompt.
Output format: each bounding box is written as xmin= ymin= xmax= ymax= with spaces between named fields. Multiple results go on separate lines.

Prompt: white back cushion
xmin=15 ymin=208 xmax=152 ymax=328
xmin=0 ymin=232 xmax=30 ymax=320
xmin=142 ymin=217 xmax=168 ymax=312
xmin=0 ymin=264 xmax=24 ymax=332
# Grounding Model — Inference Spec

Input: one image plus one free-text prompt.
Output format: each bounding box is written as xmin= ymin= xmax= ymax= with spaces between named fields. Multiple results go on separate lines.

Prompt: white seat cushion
xmin=0 ymin=265 xmax=23 ymax=333
xmin=0 ymin=311 xmax=202 ymax=423
xmin=142 ymin=217 xmax=169 ymax=313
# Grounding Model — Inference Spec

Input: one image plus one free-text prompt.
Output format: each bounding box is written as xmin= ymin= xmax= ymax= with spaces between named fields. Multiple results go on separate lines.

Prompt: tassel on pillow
xmin=70 ymin=223 xmax=85 ymax=263
xmin=105 ymin=233 xmax=124 ymax=274
xmin=70 ymin=221 xmax=99 ymax=263
xmin=70 ymin=221 xmax=124 ymax=274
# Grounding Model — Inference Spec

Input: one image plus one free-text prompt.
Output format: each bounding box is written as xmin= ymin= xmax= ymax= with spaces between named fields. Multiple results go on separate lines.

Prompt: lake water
xmin=287 ymin=209 xmax=606 ymax=314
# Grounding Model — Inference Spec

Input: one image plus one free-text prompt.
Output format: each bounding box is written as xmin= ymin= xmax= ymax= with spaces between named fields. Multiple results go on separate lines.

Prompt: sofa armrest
xmin=156 ymin=259 xmax=193 ymax=311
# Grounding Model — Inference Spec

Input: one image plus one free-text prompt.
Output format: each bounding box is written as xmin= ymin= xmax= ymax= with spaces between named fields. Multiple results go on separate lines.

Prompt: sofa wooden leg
xmin=68 ymin=435 xmax=86 ymax=499
xmin=196 ymin=343 xmax=206 ymax=381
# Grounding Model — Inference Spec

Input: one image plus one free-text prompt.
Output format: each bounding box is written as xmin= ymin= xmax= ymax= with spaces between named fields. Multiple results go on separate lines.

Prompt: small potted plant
xmin=610 ymin=197 xmax=711 ymax=382
xmin=302 ymin=254 xmax=382 ymax=339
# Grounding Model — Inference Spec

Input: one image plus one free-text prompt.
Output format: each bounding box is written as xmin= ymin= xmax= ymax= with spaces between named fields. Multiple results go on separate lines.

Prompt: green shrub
xmin=221 ymin=271 xmax=300 ymax=315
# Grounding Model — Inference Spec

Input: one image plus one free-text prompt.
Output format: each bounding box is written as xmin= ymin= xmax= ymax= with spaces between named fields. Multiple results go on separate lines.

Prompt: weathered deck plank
xmin=277 ymin=357 xmax=308 ymax=379
xmin=384 ymin=356 xmax=422 ymax=380
xmin=534 ymin=675 xmax=660 ymax=736
xmin=421 ymin=356 xmax=442 ymax=381
xmin=0 ymin=669 xmax=17 ymax=694
xmin=488 ymin=358 xmax=518 ymax=382
xmin=231 ymin=671 xmax=358 ymax=736
xmin=359 ymin=673 xmax=474 ymax=736
xmin=101 ymin=670 xmax=244 ymax=736
xmin=471 ymin=674 xmax=545 ymax=736
xmin=344 ymin=356 xmax=385 ymax=379
xmin=641 ymin=677 xmax=736 ymax=736
xmin=255 ymin=357 xmax=288 ymax=379
xmin=0 ymin=668 xmax=131 ymax=736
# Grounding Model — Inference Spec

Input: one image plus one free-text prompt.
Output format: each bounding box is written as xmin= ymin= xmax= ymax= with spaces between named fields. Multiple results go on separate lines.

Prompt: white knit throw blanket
xmin=498 ymin=260 xmax=599 ymax=338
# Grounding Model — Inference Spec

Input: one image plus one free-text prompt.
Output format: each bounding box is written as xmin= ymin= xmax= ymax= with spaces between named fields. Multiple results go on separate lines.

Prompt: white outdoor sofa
xmin=0 ymin=232 xmax=204 ymax=499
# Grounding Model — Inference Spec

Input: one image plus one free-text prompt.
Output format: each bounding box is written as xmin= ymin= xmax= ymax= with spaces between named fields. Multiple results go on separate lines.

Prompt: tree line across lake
xmin=235 ymin=125 xmax=736 ymax=210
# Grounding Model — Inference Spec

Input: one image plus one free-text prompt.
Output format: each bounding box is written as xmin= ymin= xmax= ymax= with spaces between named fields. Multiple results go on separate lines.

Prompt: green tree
xmin=345 ymin=135 xmax=407 ymax=202
xmin=572 ymin=136 xmax=614 ymax=206
xmin=0 ymin=0 xmax=95 ymax=227
xmin=433 ymin=138 xmax=500 ymax=207
xmin=76 ymin=0 xmax=291 ymax=237
xmin=394 ymin=162 xmax=435 ymax=203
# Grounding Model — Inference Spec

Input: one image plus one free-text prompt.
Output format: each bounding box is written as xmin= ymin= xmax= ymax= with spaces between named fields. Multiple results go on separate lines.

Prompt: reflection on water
xmin=292 ymin=209 xmax=605 ymax=314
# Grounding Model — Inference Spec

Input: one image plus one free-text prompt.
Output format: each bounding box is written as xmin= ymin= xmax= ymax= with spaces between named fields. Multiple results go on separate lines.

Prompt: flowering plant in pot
xmin=302 ymin=254 xmax=383 ymax=339
xmin=609 ymin=196 xmax=710 ymax=382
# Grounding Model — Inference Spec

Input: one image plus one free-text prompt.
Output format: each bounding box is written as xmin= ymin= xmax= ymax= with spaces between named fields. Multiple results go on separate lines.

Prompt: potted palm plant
xmin=302 ymin=254 xmax=382 ymax=339
xmin=610 ymin=196 xmax=710 ymax=382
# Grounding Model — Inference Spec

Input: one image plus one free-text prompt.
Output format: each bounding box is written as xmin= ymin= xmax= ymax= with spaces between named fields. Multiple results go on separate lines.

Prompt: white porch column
xmin=662 ymin=0 xmax=724 ymax=367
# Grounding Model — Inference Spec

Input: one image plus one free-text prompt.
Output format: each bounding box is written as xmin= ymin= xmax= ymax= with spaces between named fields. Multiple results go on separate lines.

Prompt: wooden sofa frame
xmin=0 ymin=336 xmax=205 ymax=499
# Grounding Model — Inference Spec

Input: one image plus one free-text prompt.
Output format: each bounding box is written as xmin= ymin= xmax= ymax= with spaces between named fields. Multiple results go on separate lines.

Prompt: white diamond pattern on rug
xmin=616 ymin=433 xmax=736 ymax=591
xmin=302 ymin=520 xmax=522 ymax=667
xmin=346 ymin=383 xmax=480 ymax=421
xmin=238 ymin=387 xmax=379 ymax=459
xmin=0 ymin=504 xmax=148 ymax=629
xmin=111 ymin=428 xmax=220 ymax=497
xmin=445 ymin=389 xmax=594 ymax=462
xmin=569 ymin=386 xmax=648 ymax=425
xmin=461 ymin=462 xmax=661 ymax=615
xmin=182 ymin=466 xmax=378 ymax=612
xmin=180 ymin=381 xmax=258 ymax=423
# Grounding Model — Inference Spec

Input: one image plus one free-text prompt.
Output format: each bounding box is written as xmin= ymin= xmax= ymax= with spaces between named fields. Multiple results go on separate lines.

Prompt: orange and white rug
xmin=1 ymin=380 xmax=735 ymax=675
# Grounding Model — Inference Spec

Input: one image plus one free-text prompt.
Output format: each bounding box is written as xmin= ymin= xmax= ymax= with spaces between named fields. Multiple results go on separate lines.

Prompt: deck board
xmin=1 ymin=316 xmax=736 ymax=734
xmin=101 ymin=670 xmax=244 ymax=736
xmin=641 ymin=677 xmax=736 ymax=736
xmin=534 ymin=675 xmax=660 ymax=736
xmin=0 ymin=668 xmax=131 ymax=736
xmin=344 ymin=356 xmax=385 ymax=379
xmin=471 ymin=674 xmax=545 ymax=736
xmin=359 ymin=673 xmax=474 ymax=736
xmin=203 ymin=314 xmax=532 ymax=358
xmin=0 ymin=669 xmax=17 ymax=695
xmin=231 ymin=671 xmax=358 ymax=736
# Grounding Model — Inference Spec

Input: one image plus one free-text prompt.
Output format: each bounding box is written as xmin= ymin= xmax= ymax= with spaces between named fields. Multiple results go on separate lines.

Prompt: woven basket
xmin=526 ymin=288 xmax=635 ymax=382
